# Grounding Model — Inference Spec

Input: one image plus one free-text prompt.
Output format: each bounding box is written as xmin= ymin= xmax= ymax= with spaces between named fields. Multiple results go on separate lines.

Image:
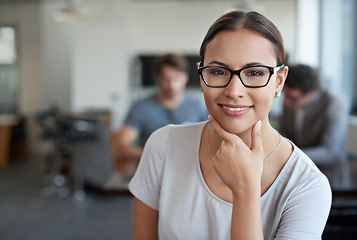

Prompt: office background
xmin=2 ymin=0 xmax=345 ymax=155
xmin=1 ymin=1 xmax=357 ymax=239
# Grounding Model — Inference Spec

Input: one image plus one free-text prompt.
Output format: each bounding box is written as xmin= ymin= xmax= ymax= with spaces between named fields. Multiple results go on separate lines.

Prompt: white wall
xmin=127 ymin=0 xmax=296 ymax=56
xmin=41 ymin=1 xmax=72 ymax=112
xmin=295 ymin=0 xmax=319 ymax=66
xmin=71 ymin=0 xmax=130 ymax=129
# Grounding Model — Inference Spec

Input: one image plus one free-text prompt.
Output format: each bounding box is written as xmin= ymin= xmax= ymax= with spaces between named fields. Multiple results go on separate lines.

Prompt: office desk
xmin=0 ymin=115 xmax=18 ymax=169
xmin=320 ymin=160 xmax=357 ymax=239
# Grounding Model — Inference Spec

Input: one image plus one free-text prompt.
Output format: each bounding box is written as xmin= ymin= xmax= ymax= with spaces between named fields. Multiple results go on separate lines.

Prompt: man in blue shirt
xmin=114 ymin=53 xmax=207 ymax=179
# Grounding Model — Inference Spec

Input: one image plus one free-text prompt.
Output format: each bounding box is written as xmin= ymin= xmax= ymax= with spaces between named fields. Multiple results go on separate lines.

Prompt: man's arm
xmin=113 ymin=125 xmax=143 ymax=178
xmin=114 ymin=125 xmax=143 ymax=161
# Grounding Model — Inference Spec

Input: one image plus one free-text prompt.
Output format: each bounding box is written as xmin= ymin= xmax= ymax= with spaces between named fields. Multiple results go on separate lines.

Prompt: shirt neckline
xmin=195 ymin=121 xmax=296 ymax=205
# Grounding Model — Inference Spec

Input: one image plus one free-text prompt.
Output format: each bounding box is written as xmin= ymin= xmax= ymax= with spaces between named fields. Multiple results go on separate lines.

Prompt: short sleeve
xmin=275 ymin=174 xmax=332 ymax=240
xmin=128 ymin=126 xmax=170 ymax=210
xmin=124 ymin=101 xmax=145 ymax=132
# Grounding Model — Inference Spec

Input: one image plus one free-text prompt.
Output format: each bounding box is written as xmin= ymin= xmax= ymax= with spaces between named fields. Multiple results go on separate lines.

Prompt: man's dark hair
xmin=284 ymin=64 xmax=320 ymax=95
xmin=154 ymin=53 xmax=189 ymax=75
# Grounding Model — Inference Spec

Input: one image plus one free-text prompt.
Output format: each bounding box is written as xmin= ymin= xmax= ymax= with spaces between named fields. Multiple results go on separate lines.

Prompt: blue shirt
xmin=124 ymin=94 xmax=208 ymax=146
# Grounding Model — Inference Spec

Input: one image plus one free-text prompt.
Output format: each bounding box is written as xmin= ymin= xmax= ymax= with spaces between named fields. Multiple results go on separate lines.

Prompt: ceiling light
xmin=54 ymin=0 xmax=89 ymax=22
xmin=230 ymin=0 xmax=264 ymax=12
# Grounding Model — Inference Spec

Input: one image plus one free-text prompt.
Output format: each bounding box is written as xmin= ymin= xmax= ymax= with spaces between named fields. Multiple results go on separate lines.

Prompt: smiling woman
xmin=129 ymin=10 xmax=331 ymax=240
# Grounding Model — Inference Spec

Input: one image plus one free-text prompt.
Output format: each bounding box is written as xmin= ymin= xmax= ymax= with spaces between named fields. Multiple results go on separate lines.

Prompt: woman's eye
xmin=247 ymin=70 xmax=263 ymax=76
xmin=213 ymin=70 xmax=225 ymax=75
xmin=244 ymin=67 xmax=268 ymax=77
xmin=209 ymin=68 xmax=227 ymax=75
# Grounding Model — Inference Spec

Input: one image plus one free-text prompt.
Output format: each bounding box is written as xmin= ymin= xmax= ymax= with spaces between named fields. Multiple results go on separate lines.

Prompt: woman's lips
xmin=219 ymin=104 xmax=252 ymax=116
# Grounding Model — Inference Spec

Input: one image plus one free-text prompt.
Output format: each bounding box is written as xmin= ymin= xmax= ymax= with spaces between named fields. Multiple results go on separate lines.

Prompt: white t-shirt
xmin=129 ymin=121 xmax=331 ymax=240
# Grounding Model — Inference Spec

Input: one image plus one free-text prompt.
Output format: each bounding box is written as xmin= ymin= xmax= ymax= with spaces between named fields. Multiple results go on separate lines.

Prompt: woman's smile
xmin=219 ymin=104 xmax=252 ymax=116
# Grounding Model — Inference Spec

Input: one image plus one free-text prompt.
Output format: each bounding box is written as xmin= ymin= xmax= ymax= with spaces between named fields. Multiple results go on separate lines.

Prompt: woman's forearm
xmin=230 ymin=187 xmax=263 ymax=240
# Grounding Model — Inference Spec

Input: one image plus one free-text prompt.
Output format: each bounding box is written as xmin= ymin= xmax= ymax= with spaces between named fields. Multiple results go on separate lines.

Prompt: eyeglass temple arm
xmin=274 ymin=64 xmax=285 ymax=72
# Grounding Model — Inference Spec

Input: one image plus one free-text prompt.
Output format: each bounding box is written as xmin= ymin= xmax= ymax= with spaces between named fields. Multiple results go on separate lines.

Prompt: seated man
xmin=279 ymin=64 xmax=348 ymax=166
xmin=114 ymin=53 xmax=208 ymax=179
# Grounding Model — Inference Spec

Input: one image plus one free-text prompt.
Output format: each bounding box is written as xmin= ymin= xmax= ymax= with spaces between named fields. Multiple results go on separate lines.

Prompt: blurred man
xmin=279 ymin=64 xmax=348 ymax=166
xmin=114 ymin=53 xmax=207 ymax=179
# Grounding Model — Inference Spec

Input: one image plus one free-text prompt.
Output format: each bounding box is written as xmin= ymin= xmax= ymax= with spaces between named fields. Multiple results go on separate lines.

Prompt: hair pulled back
xmin=199 ymin=11 xmax=286 ymax=66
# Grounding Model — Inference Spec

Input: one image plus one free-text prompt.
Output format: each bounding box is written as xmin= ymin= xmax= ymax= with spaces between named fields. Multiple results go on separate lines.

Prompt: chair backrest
xmin=59 ymin=116 xmax=114 ymax=189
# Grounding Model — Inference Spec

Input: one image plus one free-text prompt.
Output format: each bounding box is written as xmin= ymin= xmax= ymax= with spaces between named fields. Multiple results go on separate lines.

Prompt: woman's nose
xmin=223 ymin=74 xmax=246 ymax=98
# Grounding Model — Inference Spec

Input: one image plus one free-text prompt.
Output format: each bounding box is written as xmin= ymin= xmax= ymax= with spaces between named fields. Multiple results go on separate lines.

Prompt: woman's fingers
xmin=250 ymin=120 xmax=263 ymax=156
xmin=208 ymin=114 xmax=238 ymax=144
xmin=207 ymin=115 xmax=264 ymax=193
xmin=208 ymin=115 xmax=263 ymax=157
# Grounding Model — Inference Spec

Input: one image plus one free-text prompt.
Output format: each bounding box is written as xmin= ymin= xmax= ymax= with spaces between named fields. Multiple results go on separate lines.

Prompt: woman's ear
xmin=276 ymin=66 xmax=289 ymax=93
xmin=197 ymin=61 xmax=205 ymax=89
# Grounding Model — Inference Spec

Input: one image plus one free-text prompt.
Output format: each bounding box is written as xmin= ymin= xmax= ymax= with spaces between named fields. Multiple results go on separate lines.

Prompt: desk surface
xmin=319 ymin=160 xmax=357 ymax=198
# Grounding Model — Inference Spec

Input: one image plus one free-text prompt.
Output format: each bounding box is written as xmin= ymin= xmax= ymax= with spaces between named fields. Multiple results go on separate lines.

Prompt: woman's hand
xmin=208 ymin=115 xmax=264 ymax=196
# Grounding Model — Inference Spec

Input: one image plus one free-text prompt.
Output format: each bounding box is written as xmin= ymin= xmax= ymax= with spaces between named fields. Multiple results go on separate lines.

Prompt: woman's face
xmin=201 ymin=29 xmax=286 ymax=135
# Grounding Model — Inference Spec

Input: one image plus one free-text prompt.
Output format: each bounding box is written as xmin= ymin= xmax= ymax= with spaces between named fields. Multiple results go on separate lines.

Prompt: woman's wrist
xmin=232 ymin=181 xmax=261 ymax=201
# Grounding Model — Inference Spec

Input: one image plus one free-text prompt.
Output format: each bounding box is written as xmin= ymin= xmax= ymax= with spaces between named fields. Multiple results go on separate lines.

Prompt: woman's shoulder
xmin=144 ymin=121 xmax=207 ymax=153
xmin=283 ymin=141 xmax=330 ymax=188
xmin=267 ymin=139 xmax=329 ymax=193
xmin=263 ymin=140 xmax=331 ymax=208
xmin=289 ymin=143 xmax=322 ymax=172
xmin=150 ymin=121 xmax=207 ymax=139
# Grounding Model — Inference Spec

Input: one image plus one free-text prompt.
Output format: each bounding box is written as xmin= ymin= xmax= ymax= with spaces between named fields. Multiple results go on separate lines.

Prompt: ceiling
xmin=0 ymin=0 xmax=240 ymax=4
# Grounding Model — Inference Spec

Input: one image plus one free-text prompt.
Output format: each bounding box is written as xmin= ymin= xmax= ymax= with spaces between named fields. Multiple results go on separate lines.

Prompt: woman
xmin=129 ymin=11 xmax=331 ymax=239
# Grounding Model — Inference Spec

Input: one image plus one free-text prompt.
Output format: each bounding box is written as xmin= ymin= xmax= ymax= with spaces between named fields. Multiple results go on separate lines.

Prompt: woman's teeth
xmin=222 ymin=105 xmax=250 ymax=111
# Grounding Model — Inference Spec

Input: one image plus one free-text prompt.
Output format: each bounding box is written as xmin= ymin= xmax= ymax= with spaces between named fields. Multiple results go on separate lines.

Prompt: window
xmin=319 ymin=0 xmax=357 ymax=114
xmin=0 ymin=25 xmax=18 ymax=115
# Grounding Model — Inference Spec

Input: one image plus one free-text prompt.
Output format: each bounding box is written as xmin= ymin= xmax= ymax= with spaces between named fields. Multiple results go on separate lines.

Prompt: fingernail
xmin=257 ymin=120 xmax=262 ymax=130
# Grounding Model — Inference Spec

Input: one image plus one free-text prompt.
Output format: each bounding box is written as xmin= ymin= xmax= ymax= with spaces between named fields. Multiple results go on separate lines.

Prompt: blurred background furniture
xmin=320 ymin=159 xmax=357 ymax=239
xmin=0 ymin=115 xmax=18 ymax=169
xmin=36 ymin=110 xmax=129 ymax=200
xmin=319 ymin=117 xmax=357 ymax=239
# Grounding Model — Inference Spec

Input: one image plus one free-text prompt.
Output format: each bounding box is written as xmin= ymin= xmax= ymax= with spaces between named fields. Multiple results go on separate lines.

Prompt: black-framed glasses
xmin=198 ymin=63 xmax=285 ymax=88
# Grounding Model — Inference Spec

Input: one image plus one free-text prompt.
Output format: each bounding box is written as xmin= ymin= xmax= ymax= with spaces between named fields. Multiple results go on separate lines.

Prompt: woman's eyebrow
xmin=242 ymin=62 xmax=265 ymax=68
xmin=207 ymin=60 xmax=229 ymax=68
xmin=207 ymin=61 xmax=266 ymax=69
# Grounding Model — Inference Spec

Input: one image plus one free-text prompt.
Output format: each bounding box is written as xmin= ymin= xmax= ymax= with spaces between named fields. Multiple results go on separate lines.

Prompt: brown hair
xmin=154 ymin=53 xmax=189 ymax=75
xmin=199 ymin=11 xmax=286 ymax=66
xmin=284 ymin=64 xmax=320 ymax=94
